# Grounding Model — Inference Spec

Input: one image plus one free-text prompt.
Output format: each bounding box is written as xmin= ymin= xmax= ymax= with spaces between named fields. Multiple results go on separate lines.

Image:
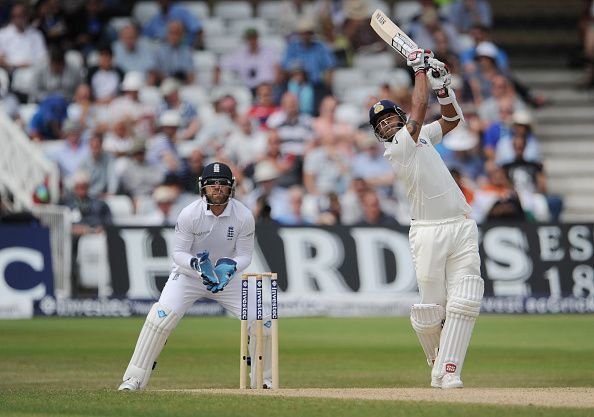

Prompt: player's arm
xmin=427 ymin=58 xmax=465 ymax=137
xmin=406 ymin=49 xmax=432 ymax=143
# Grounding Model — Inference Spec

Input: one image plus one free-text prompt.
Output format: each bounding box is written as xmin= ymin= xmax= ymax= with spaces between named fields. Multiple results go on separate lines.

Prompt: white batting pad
xmin=248 ymin=319 xmax=272 ymax=389
xmin=122 ymin=303 xmax=180 ymax=388
xmin=410 ymin=304 xmax=445 ymax=366
xmin=433 ymin=275 xmax=483 ymax=381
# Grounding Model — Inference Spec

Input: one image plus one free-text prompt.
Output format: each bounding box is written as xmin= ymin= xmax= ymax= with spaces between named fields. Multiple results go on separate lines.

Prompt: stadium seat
xmin=77 ymin=233 xmax=111 ymax=296
xmin=139 ymin=86 xmax=162 ymax=107
xmin=342 ymin=85 xmax=380 ymax=108
xmin=213 ymin=1 xmax=252 ymax=20
xmin=333 ymin=68 xmax=367 ymax=99
xmin=178 ymin=1 xmax=210 ymax=20
xmin=353 ymin=52 xmax=395 ymax=72
xmin=179 ymin=85 xmax=210 ymax=108
xmin=201 ymin=17 xmax=226 ymax=38
xmin=260 ymin=35 xmax=287 ymax=53
xmin=335 ymin=102 xmax=365 ymax=128
xmin=193 ymin=50 xmax=217 ymax=69
xmin=256 ymin=0 xmax=284 ymax=20
xmin=204 ymin=35 xmax=241 ymax=56
xmin=132 ymin=1 xmax=159 ymax=26
xmin=104 ymin=194 xmax=134 ymax=221
xmin=11 ymin=67 xmax=36 ymax=96
xmin=368 ymin=68 xmax=412 ymax=89
xmin=65 ymin=49 xmax=84 ymax=71
xmin=228 ymin=18 xmax=270 ymax=37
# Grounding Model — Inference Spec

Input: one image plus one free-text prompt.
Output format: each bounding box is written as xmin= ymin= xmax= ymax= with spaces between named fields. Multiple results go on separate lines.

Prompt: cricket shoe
xmin=430 ymin=374 xmax=463 ymax=389
xmin=118 ymin=377 xmax=142 ymax=391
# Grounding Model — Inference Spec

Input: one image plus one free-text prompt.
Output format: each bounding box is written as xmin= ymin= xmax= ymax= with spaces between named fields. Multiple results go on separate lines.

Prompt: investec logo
xmin=256 ymin=280 xmax=263 ymax=319
xmin=271 ymin=280 xmax=278 ymax=320
xmin=240 ymin=280 xmax=248 ymax=320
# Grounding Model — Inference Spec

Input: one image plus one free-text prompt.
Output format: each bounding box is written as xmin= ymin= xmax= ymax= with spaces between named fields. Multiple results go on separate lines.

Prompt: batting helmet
xmin=369 ymin=99 xmax=407 ymax=141
xmin=198 ymin=162 xmax=236 ymax=204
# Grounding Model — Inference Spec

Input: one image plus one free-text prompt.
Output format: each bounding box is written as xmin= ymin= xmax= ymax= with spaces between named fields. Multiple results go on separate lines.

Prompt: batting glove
xmin=211 ymin=258 xmax=237 ymax=293
xmin=190 ymin=250 xmax=219 ymax=288
xmin=426 ymin=58 xmax=451 ymax=97
xmin=407 ymin=48 xmax=434 ymax=75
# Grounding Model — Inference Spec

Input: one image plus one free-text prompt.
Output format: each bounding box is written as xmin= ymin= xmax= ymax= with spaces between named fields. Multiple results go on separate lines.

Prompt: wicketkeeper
xmin=118 ymin=162 xmax=274 ymax=390
xmin=369 ymin=49 xmax=484 ymax=388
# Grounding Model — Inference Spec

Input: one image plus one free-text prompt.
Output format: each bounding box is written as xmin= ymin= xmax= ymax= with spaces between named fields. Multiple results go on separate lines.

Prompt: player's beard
xmin=205 ymin=187 xmax=232 ymax=206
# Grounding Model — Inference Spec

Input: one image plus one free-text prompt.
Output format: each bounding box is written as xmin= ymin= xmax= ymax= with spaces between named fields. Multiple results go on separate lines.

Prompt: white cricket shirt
xmin=383 ymin=121 xmax=471 ymax=220
xmin=171 ymin=197 xmax=255 ymax=277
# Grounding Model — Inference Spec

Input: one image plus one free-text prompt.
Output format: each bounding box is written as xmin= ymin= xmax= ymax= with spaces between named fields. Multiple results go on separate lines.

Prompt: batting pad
xmin=122 ymin=303 xmax=180 ymax=388
xmin=248 ymin=319 xmax=272 ymax=389
xmin=410 ymin=304 xmax=445 ymax=367
xmin=433 ymin=275 xmax=484 ymax=379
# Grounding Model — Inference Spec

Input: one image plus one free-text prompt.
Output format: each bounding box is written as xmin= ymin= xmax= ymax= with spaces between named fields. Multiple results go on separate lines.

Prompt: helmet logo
xmin=373 ymin=103 xmax=384 ymax=113
xmin=213 ymin=163 xmax=220 ymax=173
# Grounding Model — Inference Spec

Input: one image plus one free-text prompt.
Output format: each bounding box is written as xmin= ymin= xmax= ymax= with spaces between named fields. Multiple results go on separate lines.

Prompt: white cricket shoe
xmin=118 ymin=377 xmax=142 ymax=391
xmin=431 ymin=375 xmax=442 ymax=388
xmin=441 ymin=374 xmax=463 ymax=389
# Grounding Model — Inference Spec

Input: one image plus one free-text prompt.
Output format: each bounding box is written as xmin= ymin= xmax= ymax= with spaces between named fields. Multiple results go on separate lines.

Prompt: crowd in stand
xmin=0 ymin=0 xmax=565 ymax=235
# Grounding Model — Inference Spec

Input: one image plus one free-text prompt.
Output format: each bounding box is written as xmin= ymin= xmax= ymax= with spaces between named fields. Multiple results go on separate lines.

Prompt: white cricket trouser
xmin=409 ymin=216 xmax=481 ymax=304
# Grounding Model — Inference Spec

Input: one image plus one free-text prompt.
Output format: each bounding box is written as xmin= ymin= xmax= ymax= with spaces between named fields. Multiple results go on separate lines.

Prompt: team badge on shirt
xmin=227 ymin=226 xmax=235 ymax=240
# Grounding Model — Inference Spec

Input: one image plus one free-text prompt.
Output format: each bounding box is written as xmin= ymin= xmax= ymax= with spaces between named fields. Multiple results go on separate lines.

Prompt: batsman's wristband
xmin=437 ymin=87 xmax=465 ymax=122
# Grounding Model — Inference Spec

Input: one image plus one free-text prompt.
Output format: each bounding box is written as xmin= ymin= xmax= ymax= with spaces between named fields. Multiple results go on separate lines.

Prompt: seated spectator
xmin=355 ymin=189 xmax=399 ymax=226
xmin=142 ymin=0 xmax=203 ymax=49
xmin=119 ymin=139 xmax=165 ymax=204
xmin=142 ymin=184 xmax=179 ymax=226
xmin=441 ymin=126 xmax=485 ymax=184
xmin=67 ymin=83 xmax=96 ymax=130
xmin=502 ymin=128 xmax=563 ymax=222
xmin=464 ymin=41 xmax=502 ymax=107
xmin=31 ymin=0 xmax=68 ymax=48
xmin=112 ymin=23 xmax=157 ymax=84
xmin=146 ymin=110 xmax=187 ymax=177
xmin=451 ymin=168 xmax=475 ymax=205
xmin=86 ymin=46 xmax=124 ymax=104
xmin=408 ymin=1 xmax=462 ymax=55
xmin=103 ymin=117 xmax=135 ymax=160
xmin=244 ymin=160 xmax=289 ymax=220
xmin=472 ymin=162 xmax=526 ymax=223
xmin=447 ymin=0 xmax=493 ymax=34
xmin=157 ymin=77 xmax=200 ymax=142
xmin=312 ymin=95 xmax=355 ymax=153
xmin=55 ymin=119 xmax=90 ymax=181
xmin=223 ymin=113 xmax=267 ymax=172
xmin=340 ymin=177 xmax=370 ymax=225
xmin=0 ymin=3 xmax=48 ymax=72
xmin=180 ymin=148 xmax=205 ymax=193
xmin=494 ymin=110 xmax=541 ymax=166
xmin=28 ymin=94 xmax=69 ymax=141
xmin=285 ymin=61 xmax=316 ymax=115
xmin=477 ymin=74 xmax=527 ymax=130
xmin=274 ymin=185 xmax=311 ymax=225
xmin=195 ymin=94 xmax=239 ymax=157
xmin=78 ymin=131 xmax=118 ymax=198
xmin=350 ymin=132 xmax=395 ymax=198
xmin=248 ymin=82 xmax=279 ymax=129
xmin=154 ymin=20 xmax=195 ymax=84
xmin=31 ymin=46 xmax=82 ymax=102
xmin=257 ymin=128 xmax=302 ymax=189
xmin=217 ymin=27 xmax=281 ymax=95
xmin=67 ymin=0 xmax=114 ymax=56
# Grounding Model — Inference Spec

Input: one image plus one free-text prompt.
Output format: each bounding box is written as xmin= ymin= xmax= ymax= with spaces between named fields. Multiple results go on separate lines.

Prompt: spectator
xmin=142 ymin=0 xmax=203 ymax=49
xmin=223 ymin=113 xmax=267 ymax=172
xmin=217 ymin=27 xmax=281 ymax=95
xmin=112 ymin=23 xmax=157 ymax=83
xmin=28 ymin=94 xmax=69 ymax=141
xmin=86 ymin=46 xmax=124 ymax=104
xmin=142 ymin=184 xmax=178 ymax=226
xmin=581 ymin=0 xmax=594 ymax=88
xmin=154 ymin=20 xmax=195 ymax=84
xmin=451 ymin=168 xmax=475 ymax=205
xmin=181 ymin=148 xmax=205 ymax=193
xmin=103 ymin=117 xmax=135 ymax=160
xmin=67 ymin=0 xmax=114 ymax=56
xmin=67 ymin=83 xmax=96 ymax=130
xmin=195 ymin=94 xmax=239 ymax=156
xmin=312 ymin=95 xmax=355 ymax=152
xmin=407 ymin=0 xmax=463 ymax=56
xmin=281 ymin=18 xmax=336 ymax=111
xmin=258 ymin=128 xmax=302 ymax=189
xmin=447 ymin=0 xmax=493 ymax=34
xmin=31 ymin=0 xmax=68 ymax=48
xmin=340 ymin=177 xmax=370 ymax=225
xmin=60 ymin=169 xmax=112 ymax=295
xmin=31 ymin=46 xmax=82 ymax=102
xmin=274 ymin=185 xmax=310 ymax=225
xmin=355 ymin=189 xmax=399 ymax=226
xmin=146 ymin=110 xmax=187 ymax=177
xmin=477 ymin=74 xmax=527 ymax=129
xmin=78 ymin=131 xmax=118 ymax=198
xmin=55 ymin=119 xmax=90 ymax=181
xmin=248 ymin=82 xmax=279 ymax=129
xmin=350 ymin=132 xmax=395 ymax=198
xmin=494 ymin=110 xmax=541 ymax=166
xmin=441 ymin=126 xmax=485 ymax=184
xmin=0 ymin=3 xmax=48 ymax=72
xmin=285 ymin=61 xmax=316 ymax=115
xmin=119 ymin=139 xmax=165 ymax=203
xmin=464 ymin=41 xmax=502 ymax=107
xmin=157 ymin=77 xmax=200 ymax=142
xmin=244 ymin=160 xmax=289 ymax=220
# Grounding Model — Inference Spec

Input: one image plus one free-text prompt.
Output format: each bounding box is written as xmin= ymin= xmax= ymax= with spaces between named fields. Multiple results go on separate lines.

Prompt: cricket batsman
xmin=368 ymin=49 xmax=484 ymax=388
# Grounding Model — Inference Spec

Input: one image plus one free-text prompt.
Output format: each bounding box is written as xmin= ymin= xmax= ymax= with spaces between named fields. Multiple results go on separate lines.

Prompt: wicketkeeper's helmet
xmin=198 ymin=162 xmax=235 ymax=204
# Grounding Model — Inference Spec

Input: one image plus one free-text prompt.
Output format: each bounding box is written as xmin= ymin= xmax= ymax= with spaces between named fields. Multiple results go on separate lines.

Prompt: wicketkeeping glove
xmin=190 ymin=250 xmax=219 ymax=289
xmin=407 ymin=48 xmax=434 ymax=75
xmin=210 ymin=258 xmax=237 ymax=293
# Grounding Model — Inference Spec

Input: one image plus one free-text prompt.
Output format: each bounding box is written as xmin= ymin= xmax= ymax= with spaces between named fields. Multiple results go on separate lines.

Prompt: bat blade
xmin=370 ymin=9 xmax=417 ymax=58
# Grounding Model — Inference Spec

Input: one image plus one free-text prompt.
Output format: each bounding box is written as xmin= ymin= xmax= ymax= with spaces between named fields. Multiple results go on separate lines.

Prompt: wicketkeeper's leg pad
xmin=122 ymin=302 xmax=180 ymax=388
xmin=410 ymin=304 xmax=445 ymax=367
xmin=248 ymin=316 xmax=272 ymax=389
xmin=433 ymin=275 xmax=483 ymax=380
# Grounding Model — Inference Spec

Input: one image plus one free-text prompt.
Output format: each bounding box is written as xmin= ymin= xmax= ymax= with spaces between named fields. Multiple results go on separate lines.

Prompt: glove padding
xmin=210 ymin=258 xmax=237 ymax=293
xmin=407 ymin=48 xmax=434 ymax=74
xmin=190 ymin=250 xmax=219 ymax=288
xmin=426 ymin=58 xmax=451 ymax=97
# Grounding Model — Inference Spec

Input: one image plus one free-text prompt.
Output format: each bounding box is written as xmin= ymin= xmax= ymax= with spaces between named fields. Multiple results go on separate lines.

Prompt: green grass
xmin=1 ymin=315 xmax=593 ymax=416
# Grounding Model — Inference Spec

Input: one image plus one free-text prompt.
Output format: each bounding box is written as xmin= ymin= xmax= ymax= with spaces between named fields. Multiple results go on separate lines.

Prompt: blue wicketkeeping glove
xmin=211 ymin=258 xmax=237 ymax=293
xmin=190 ymin=250 xmax=219 ymax=289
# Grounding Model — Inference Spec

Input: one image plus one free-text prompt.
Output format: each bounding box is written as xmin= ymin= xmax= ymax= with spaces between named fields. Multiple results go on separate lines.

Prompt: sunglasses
xmin=203 ymin=178 xmax=232 ymax=187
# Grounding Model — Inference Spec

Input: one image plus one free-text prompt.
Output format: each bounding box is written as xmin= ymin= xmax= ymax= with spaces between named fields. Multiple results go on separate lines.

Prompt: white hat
xmin=153 ymin=185 xmax=177 ymax=203
xmin=442 ymin=127 xmax=478 ymax=151
xmin=158 ymin=110 xmax=181 ymax=127
xmin=121 ymin=71 xmax=144 ymax=91
xmin=160 ymin=77 xmax=180 ymax=96
xmin=475 ymin=41 xmax=498 ymax=59
xmin=512 ymin=109 xmax=534 ymax=128
xmin=253 ymin=160 xmax=280 ymax=182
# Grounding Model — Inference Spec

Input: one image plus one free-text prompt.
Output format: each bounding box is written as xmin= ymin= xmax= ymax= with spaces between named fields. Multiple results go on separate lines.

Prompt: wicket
xmin=239 ymin=272 xmax=279 ymax=389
